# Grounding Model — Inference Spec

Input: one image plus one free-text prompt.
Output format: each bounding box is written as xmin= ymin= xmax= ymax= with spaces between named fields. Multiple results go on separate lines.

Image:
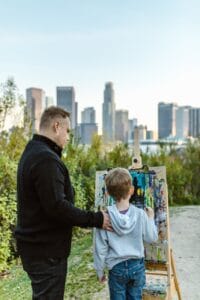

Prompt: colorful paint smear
xmin=143 ymin=274 xmax=167 ymax=296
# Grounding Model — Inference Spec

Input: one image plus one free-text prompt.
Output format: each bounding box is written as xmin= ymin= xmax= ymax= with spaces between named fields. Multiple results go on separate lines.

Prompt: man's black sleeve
xmin=32 ymin=158 xmax=103 ymax=228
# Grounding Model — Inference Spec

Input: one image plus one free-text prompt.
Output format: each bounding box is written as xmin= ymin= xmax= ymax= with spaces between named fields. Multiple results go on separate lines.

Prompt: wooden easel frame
xmin=94 ymin=128 xmax=182 ymax=299
xmin=144 ymin=250 xmax=181 ymax=299
xmin=131 ymin=128 xmax=182 ymax=300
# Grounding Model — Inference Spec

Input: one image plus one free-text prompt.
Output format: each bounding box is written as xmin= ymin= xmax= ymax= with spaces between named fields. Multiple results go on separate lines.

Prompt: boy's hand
xmin=144 ymin=207 xmax=154 ymax=219
xmin=99 ymin=274 xmax=107 ymax=283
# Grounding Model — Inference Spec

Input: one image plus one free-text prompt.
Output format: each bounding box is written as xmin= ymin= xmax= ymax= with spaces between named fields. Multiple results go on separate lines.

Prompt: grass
xmin=0 ymin=229 xmax=106 ymax=300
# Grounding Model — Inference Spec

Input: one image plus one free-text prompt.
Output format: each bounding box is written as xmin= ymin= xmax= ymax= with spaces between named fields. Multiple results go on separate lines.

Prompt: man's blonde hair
xmin=105 ymin=167 xmax=132 ymax=201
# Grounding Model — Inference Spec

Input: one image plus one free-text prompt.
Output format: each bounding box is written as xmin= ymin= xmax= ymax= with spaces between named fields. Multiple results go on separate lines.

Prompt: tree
xmin=0 ymin=77 xmax=25 ymax=132
xmin=107 ymin=143 xmax=132 ymax=168
xmin=0 ymin=78 xmax=19 ymax=130
xmin=183 ymin=139 xmax=200 ymax=203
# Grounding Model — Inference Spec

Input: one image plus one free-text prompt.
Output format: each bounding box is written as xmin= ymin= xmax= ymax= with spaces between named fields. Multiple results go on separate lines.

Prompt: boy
xmin=93 ymin=167 xmax=158 ymax=300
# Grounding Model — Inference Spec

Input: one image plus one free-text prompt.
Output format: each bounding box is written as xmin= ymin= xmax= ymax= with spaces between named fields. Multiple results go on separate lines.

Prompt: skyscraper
xmin=189 ymin=107 xmax=200 ymax=137
xmin=158 ymin=102 xmax=177 ymax=139
xmin=128 ymin=118 xmax=138 ymax=142
xmin=78 ymin=106 xmax=98 ymax=144
xmin=79 ymin=123 xmax=98 ymax=144
xmin=102 ymin=82 xmax=116 ymax=142
xmin=26 ymin=87 xmax=45 ymax=133
xmin=146 ymin=130 xmax=155 ymax=140
xmin=175 ymin=106 xmax=189 ymax=139
xmin=81 ymin=107 xmax=96 ymax=123
xmin=45 ymin=96 xmax=54 ymax=108
xmin=56 ymin=86 xmax=77 ymax=129
xmin=115 ymin=110 xmax=129 ymax=143
xmin=135 ymin=125 xmax=147 ymax=141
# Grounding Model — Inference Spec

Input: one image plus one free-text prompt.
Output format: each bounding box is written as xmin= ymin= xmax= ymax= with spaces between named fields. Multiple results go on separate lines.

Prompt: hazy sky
xmin=1 ymin=0 xmax=200 ymax=132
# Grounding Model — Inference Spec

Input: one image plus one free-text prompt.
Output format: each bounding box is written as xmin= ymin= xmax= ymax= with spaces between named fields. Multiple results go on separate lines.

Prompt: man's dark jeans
xmin=21 ymin=256 xmax=67 ymax=300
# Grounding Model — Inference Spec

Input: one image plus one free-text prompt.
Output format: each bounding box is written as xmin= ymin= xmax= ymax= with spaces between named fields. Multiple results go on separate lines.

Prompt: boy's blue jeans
xmin=108 ymin=258 xmax=145 ymax=300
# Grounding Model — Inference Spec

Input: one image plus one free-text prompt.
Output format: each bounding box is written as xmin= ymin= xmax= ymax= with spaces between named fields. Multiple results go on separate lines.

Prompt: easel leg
xmin=170 ymin=249 xmax=182 ymax=300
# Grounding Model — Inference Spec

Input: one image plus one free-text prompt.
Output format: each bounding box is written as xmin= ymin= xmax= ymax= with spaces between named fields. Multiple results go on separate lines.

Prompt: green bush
xmin=0 ymin=155 xmax=17 ymax=272
xmin=0 ymin=126 xmax=27 ymax=272
xmin=1 ymin=126 xmax=200 ymax=273
xmin=142 ymin=143 xmax=200 ymax=205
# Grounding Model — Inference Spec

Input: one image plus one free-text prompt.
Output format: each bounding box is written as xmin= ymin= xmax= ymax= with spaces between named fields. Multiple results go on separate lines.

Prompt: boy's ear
xmin=130 ymin=186 xmax=134 ymax=195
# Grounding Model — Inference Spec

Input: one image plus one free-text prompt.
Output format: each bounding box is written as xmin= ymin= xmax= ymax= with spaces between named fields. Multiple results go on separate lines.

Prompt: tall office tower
xmin=189 ymin=107 xmax=200 ymax=137
xmin=176 ymin=106 xmax=189 ymax=139
xmin=79 ymin=123 xmax=98 ymax=144
xmin=45 ymin=96 xmax=54 ymax=108
xmin=26 ymin=87 xmax=45 ymax=133
xmin=115 ymin=110 xmax=129 ymax=143
xmin=197 ymin=108 xmax=200 ymax=137
xmin=134 ymin=125 xmax=147 ymax=141
xmin=146 ymin=130 xmax=155 ymax=140
xmin=81 ymin=107 xmax=96 ymax=123
xmin=158 ymin=102 xmax=177 ymax=139
xmin=128 ymin=118 xmax=138 ymax=142
xmin=56 ymin=86 xmax=77 ymax=129
xmin=75 ymin=102 xmax=78 ymax=129
xmin=102 ymin=82 xmax=116 ymax=142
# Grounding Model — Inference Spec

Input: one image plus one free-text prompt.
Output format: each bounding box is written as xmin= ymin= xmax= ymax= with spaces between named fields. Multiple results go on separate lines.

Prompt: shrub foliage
xmin=0 ymin=79 xmax=200 ymax=272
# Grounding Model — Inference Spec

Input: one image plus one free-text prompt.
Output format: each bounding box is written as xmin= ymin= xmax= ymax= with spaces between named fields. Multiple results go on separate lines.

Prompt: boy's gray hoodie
xmin=93 ymin=204 xmax=158 ymax=278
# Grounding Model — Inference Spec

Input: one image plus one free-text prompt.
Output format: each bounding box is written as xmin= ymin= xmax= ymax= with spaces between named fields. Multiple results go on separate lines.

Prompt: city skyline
xmin=24 ymin=82 xmax=200 ymax=142
xmin=1 ymin=1 xmax=200 ymax=131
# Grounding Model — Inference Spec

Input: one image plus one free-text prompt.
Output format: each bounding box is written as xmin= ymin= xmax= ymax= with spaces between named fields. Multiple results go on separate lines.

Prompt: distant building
xmin=158 ymin=102 xmax=177 ymax=139
xmin=26 ymin=87 xmax=45 ymax=133
xmin=128 ymin=118 xmax=138 ymax=142
xmin=102 ymin=82 xmax=116 ymax=142
xmin=45 ymin=96 xmax=54 ymax=108
xmin=56 ymin=86 xmax=78 ymax=129
xmin=176 ymin=106 xmax=189 ymax=139
xmin=134 ymin=125 xmax=147 ymax=141
xmin=81 ymin=107 xmax=96 ymax=123
xmin=79 ymin=123 xmax=98 ymax=144
xmin=146 ymin=130 xmax=155 ymax=140
xmin=115 ymin=110 xmax=129 ymax=143
xmin=189 ymin=107 xmax=200 ymax=137
xmin=75 ymin=101 xmax=78 ymax=130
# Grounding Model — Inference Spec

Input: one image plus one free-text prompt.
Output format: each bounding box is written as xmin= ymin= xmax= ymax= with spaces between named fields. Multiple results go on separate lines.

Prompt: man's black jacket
xmin=15 ymin=134 xmax=103 ymax=258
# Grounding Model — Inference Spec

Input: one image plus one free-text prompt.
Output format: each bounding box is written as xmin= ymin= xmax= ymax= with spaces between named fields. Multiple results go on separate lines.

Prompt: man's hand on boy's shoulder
xmin=144 ymin=207 xmax=154 ymax=219
xmin=101 ymin=210 xmax=113 ymax=231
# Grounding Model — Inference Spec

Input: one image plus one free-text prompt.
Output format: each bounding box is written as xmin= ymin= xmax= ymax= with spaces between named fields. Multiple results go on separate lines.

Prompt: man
xmin=15 ymin=106 xmax=112 ymax=300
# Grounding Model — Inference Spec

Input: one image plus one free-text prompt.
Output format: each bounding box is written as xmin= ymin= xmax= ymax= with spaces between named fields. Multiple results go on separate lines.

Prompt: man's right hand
xmin=101 ymin=210 xmax=113 ymax=231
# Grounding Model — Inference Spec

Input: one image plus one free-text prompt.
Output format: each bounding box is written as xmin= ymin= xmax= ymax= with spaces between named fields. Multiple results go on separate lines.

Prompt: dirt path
xmin=170 ymin=206 xmax=200 ymax=300
xmin=92 ymin=206 xmax=200 ymax=300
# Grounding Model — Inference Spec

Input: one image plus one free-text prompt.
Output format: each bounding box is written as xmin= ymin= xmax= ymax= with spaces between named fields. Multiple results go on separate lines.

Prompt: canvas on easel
xmin=95 ymin=166 xmax=181 ymax=300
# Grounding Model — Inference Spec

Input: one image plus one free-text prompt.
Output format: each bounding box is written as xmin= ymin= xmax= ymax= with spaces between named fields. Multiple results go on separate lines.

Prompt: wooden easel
xmin=130 ymin=128 xmax=182 ymax=300
xmin=95 ymin=129 xmax=182 ymax=299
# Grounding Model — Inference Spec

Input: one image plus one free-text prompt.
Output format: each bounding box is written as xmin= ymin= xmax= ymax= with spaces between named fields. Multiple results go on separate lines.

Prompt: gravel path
xmin=92 ymin=206 xmax=200 ymax=300
xmin=170 ymin=206 xmax=200 ymax=300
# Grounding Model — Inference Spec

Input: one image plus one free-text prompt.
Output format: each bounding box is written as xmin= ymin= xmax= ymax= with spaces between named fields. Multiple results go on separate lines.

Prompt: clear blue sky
xmin=1 ymin=0 xmax=200 ymax=132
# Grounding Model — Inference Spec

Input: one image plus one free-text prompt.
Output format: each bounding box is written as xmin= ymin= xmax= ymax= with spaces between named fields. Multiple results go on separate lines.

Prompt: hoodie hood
xmin=107 ymin=204 xmax=137 ymax=236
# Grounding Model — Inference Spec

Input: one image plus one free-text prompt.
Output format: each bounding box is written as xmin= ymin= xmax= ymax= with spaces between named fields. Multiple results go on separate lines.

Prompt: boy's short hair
xmin=39 ymin=106 xmax=70 ymax=130
xmin=105 ymin=167 xmax=132 ymax=201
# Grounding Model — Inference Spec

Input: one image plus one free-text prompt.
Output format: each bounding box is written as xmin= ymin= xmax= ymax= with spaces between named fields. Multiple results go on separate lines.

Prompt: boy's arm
xmin=142 ymin=207 xmax=158 ymax=243
xmin=93 ymin=228 xmax=109 ymax=280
